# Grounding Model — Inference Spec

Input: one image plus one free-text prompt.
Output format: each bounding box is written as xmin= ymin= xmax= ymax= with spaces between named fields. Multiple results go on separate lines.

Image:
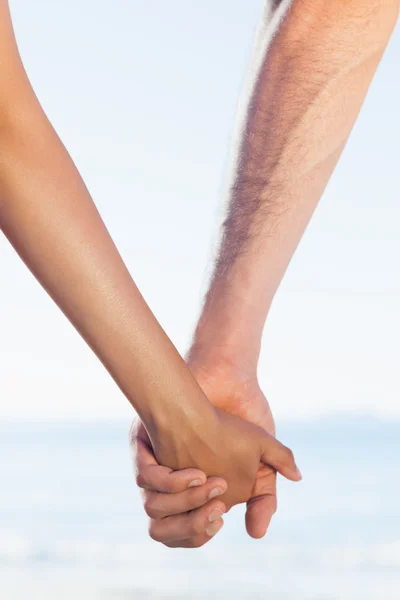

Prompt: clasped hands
xmin=130 ymin=356 xmax=301 ymax=549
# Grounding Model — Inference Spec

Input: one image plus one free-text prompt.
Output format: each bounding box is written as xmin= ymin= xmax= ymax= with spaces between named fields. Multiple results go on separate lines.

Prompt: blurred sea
xmin=1 ymin=417 xmax=400 ymax=600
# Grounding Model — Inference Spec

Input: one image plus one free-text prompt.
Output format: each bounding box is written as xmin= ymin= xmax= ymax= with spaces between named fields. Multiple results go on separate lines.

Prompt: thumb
xmin=246 ymin=495 xmax=277 ymax=539
xmin=259 ymin=430 xmax=302 ymax=482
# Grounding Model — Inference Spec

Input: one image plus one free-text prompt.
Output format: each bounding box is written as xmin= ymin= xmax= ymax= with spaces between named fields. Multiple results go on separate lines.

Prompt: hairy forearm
xmin=189 ymin=0 xmax=398 ymax=373
xmin=0 ymin=1 xmax=212 ymax=436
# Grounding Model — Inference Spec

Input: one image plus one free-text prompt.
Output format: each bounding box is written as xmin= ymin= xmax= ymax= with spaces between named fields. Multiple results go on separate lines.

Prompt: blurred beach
xmin=1 ymin=417 xmax=400 ymax=599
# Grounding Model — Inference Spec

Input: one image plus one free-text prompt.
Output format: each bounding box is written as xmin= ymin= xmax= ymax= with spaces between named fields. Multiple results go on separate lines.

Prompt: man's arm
xmin=0 ymin=0 xmax=300 ymax=514
xmin=190 ymin=0 xmax=399 ymax=372
xmin=134 ymin=0 xmax=399 ymax=546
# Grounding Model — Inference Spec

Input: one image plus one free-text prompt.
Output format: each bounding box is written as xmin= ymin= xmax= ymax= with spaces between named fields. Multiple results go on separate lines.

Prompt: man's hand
xmin=131 ymin=418 xmax=228 ymax=546
xmin=131 ymin=358 xmax=294 ymax=547
xmin=130 ymin=0 xmax=398 ymax=548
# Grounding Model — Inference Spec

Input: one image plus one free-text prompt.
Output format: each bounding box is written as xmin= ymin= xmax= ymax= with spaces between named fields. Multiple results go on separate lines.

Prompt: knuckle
xmin=186 ymin=536 xmax=206 ymax=549
xmin=190 ymin=516 xmax=206 ymax=537
xmin=282 ymin=447 xmax=294 ymax=464
xmin=164 ymin=537 xmax=208 ymax=549
xmin=186 ymin=485 xmax=214 ymax=510
xmin=135 ymin=473 xmax=145 ymax=489
xmin=148 ymin=522 xmax=163 ymax=543
xmin=186 ymin=492 xmax=202 ymax=511
xmin=144 ymin=497 xmax=161 ymax=519
xmin=162 ymin=480 xmax=174 ymax=494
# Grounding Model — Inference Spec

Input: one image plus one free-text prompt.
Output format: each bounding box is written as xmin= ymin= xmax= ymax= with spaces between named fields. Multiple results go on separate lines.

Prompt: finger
xmin=130 ymin=420 xmax=208 ymax=493
xmin=246 ymin=494 xmax=277 ymax=539
xmin=142 ymin=477 xmax=227 ymax=520
xmin=245 ymin=466 xmax=277 ymax=539
xmin=259 ymin=431 xmax=302 ymax=482
xmin=135 ymin=436 xmax=207 ymax=493
xmin=164 ymin=520 xmax=224 ymax=549
xmin=148 ymin=499 xmax=226 ymax=545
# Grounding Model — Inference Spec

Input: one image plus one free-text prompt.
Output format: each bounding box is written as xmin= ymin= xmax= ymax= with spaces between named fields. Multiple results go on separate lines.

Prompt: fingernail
xmin=208 ymin=487 xmax=223 ymax=500
xmin=208 ymin=509 xmax=223 ymax=523
xmin=188 ymin=479 xmax=202 ymax=488
xmin=206 ymin=521 xmax=223 ymax=537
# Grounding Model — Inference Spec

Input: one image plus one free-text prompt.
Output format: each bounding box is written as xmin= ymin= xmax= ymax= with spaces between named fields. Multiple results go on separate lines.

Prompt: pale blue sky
xmin=1 ymin=0 xmax=399 ymax=420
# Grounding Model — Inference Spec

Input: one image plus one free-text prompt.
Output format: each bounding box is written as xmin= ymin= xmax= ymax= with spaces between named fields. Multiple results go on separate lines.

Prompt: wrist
xmin=188 ymin=265 xmax=274 ymax=376
xmin=143 ymin=388 xmax=220 ymax=471
xmin=135 ymin=360 xmax=218 ymax=443
xmin=187 ymin=341 xmax=256 ymax=380
xmin=186 ymin=338 xmax=259 ymax=386
xmin=187 ymin=306 xmax=263 ymax=379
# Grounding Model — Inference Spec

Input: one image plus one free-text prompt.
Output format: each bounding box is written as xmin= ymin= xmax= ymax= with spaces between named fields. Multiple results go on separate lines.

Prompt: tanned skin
xmin=0 ymin=0 xmax=302 ymax=528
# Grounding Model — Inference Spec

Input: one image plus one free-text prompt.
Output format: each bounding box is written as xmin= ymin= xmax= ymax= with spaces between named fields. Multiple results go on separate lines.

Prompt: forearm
xmin=0 ymin=3 xmax=211 ymax=436
xmin=189 ymin=0 xmax=398 ymax=373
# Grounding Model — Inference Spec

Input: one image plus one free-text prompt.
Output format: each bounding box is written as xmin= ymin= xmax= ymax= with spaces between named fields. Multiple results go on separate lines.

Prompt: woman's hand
xmin=187 ymin=359 xmax=280 ymax=539
xmin=148 ymin=400 xmax=300 ymax=507
xmin=131 ymin=392 xmax=301 ymax=548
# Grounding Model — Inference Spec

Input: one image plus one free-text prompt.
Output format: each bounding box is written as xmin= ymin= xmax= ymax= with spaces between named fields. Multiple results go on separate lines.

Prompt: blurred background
xmin=1 ymin=1 xmax=400 ymax=598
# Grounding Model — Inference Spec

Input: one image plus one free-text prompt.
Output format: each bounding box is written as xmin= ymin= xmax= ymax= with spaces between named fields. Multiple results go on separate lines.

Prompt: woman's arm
xmin=0 ymin=0 xmax=300 ymax=517
xmin=0 ymin=0 xmax=199 ymax=437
